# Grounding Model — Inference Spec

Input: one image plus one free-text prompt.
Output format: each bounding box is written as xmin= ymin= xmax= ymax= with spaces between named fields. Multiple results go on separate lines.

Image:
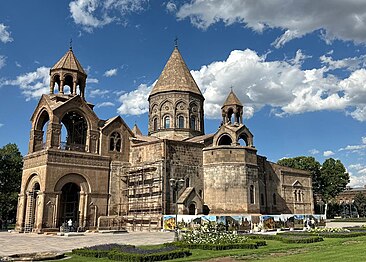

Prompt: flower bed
xmin=72 ymin=244 xmax=191 ymax=261
xmin=175 ymin=222 xmax=264 ymax=250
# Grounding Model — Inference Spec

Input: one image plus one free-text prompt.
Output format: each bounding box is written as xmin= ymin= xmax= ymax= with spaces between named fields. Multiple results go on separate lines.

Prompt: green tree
xmin=277 ymin=156 xmax=321 ymax=195
xmin=353 ymin=192 xmax=366 ymax=217
xmin=0 ymin=143 xmax=23 ymax=222
xmin=319 ymin=158 xmax=349 ymax=203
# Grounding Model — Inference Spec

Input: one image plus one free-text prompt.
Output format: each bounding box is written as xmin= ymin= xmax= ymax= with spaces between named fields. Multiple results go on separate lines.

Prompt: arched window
xmin=164 ymin=116 xmax=170 ymax=129
xmin=218 ymin=134 xmax=232 ymax=145
xmin=109 ymin=132 xmax=121 ymax=152
xmin=250 ymin=185 xmax=255 ymax=204
xmin=294 ymin=190 xmax=297 ymax=202
xmin=298 ymin=191 xmax=302 ymax=202
xmin=190 ymin=116 xmax=196 ymax=130
xmin=178 ymin=115 xmax=184 ymax=128
xmin=273 ymin=193 xmax=277 ymax=206
xmin=153 ymin=118 xmax=158 ymax=131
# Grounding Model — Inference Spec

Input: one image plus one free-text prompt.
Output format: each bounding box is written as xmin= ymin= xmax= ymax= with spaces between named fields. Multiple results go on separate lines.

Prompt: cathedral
xmin=16 ymin=45 xmax=314 ymax=232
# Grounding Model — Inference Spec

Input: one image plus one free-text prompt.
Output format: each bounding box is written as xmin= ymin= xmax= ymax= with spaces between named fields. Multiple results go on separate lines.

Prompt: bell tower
xmin=49 ymin=46 xmax=87 ymax=98
xmin=221 ymin=89 xmax=243 ymax=125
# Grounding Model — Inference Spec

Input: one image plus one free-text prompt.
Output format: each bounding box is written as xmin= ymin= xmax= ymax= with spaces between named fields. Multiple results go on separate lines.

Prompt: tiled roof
xmin=150 ymin=47 xmax=202 ymax=96
xmin=223 ymin=90 xmax=242 ymax=107
xmin=51 ymin=48 xmax=86 ymax=75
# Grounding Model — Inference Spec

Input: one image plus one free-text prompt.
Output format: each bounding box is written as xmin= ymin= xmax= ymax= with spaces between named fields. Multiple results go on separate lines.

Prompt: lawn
xmin=66 ymin=235 xmax=366 ymax=261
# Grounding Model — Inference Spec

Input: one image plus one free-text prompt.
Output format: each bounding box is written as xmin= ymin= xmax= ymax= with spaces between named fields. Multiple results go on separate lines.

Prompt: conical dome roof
xmin=150 ymin=47 xmax=202 ymax=97
xmin=51 ymin=48 xmax=86 ymax=75
xmin=222 ymin=90 xmax=242 ymax=107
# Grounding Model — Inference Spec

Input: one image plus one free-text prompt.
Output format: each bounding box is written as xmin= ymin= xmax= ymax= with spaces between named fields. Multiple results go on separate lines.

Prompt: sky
xmin=0 ymin=0 xmax=366 ymax=187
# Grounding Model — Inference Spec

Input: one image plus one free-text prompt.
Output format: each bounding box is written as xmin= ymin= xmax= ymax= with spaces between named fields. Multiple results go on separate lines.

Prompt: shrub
xmin=247 ymin=234 xmax=323 ymax=244
xmin=168 ymin=241 xmax=259 ymax=250
xmin=72 ymin=244 xmax=191 ymax=261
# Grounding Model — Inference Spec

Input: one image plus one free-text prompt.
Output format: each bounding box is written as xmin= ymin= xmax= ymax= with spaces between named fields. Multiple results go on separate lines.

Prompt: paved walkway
xmin=0 ymin=231 xmax=174 ymax=257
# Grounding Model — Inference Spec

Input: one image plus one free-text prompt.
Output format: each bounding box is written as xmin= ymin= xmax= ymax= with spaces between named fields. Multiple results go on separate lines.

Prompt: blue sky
xmin=0 ymin=0 xmax=366 ymax=187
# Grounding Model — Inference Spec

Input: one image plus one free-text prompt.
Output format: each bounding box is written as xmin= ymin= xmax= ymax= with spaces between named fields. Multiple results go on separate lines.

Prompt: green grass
xmin=65 ymin=236 xmax=366 ymax=261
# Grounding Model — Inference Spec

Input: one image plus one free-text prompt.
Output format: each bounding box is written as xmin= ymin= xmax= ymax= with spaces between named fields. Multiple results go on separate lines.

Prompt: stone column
xmin=88 ymin=130 xmax=99 ymax=154
xmin=54 ymin=193 xmax=60 ymax=228
xmin=47 ymin=123 xmax=62 ymax=149
xmin=83 ymin=194 xmax=89 ymax=228
xmin=72 ymin=81 xmax=77 ymax=95
xmin=15 ymin=194 xmax=27 ymax=231
xmin=35 ymin=192 xmax=45 ymax=232
xmin=60 ymin=79 xmax=64 ymax=94
xmin=50 ymin=80 xmax=55 ymax=94
xmin=79 ymin=192 xmax=85 ymax=228
xmin=31 ymin=129 xmax=44 ymax=152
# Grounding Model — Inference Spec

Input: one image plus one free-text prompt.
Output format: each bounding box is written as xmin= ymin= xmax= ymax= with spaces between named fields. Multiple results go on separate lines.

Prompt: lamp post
xmin=169 ymin=178 xmax=184 ymax=241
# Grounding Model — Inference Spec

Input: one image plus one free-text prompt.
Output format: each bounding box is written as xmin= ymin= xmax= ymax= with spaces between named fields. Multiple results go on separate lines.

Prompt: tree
xmin=277 ymin=156 xmax=349 ymax=217
xmin=0 ymin=143 xmax=23 ymax=223
xmin=353 ymin=192 xmax=366 ymax=217
xmin=319 ymin=158 xmax=349 ymax=203
xmin=277 ymin=156 xmax=321 ymax=195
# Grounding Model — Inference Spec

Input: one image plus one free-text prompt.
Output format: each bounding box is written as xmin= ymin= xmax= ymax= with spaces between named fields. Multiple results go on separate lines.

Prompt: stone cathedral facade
xmin=16 ymin=46 xmax=313 ymax=232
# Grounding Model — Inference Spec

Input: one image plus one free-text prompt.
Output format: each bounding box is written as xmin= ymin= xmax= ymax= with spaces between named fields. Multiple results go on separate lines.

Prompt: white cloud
xmin=117 ymin=83 xmax=152 ymax=115
xmin=0 ymin=123 xmax=3 ymax=128
xmin=349 ymin=164 xmax=364 ymax=170
xmin=309 ymin=149 xmax=320 ymax=155
xmin=96 ymin=101 xmax=115 ymax=108
xmin=89 ymin=88 xmax=109 ymax=98
xmin=0 ymin=23 xmax=13 ymax=43
xmin=339 ymin=144 xmax=366 ymax=151
xmin=104 ymin=68 xmax=118 ymax=77
xmin=86 ymin=78 xmax=99 ymax=84
xmin=166 ymin=2 xmax=177 ymax=13
xmin=323 ymin=150 xmax=335 ymax=157
xmin=15 ymin=61 xmax=21 ymax=68
xmin=348 ymin=172 xmax=366 ymax=187
xmin=362 ymin=136 xmax=366 ymax=144
xmin=174 ymin=0 xmax=366 ymax=47
xmin=116 ymin=48 xmax=366 ymax=121
xmin=320 ymin=54 xmax=366 ymax=71
xmin=69 ymin=0 xmax=147 ymax=32
xmin=0 ymin=55 xmax=6 ymax=69
xmin=0 ymin=67 xmax=50 ymax=101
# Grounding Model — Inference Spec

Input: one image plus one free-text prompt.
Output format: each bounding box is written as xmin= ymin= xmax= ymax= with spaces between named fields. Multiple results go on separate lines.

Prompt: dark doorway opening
xmin=59 ymin=183 xmax=80 ymax=227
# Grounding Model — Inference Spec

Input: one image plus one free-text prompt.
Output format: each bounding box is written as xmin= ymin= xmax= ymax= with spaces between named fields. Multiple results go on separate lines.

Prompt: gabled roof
xmin=149 ymin=47 xmax=202 ymax=97
xmin=51 ymin=48 xmax=86 ymax=75
xmin=132 ymin=124 xmax=143 ymax=136
xmin=222 ymin=90 xmax=242 ymax=107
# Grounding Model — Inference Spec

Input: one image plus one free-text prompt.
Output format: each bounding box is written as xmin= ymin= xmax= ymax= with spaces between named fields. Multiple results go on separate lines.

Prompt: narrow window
xmin=250 ymin=185 xmax=254 ymax=204
xmin=298 ymin=191 xmax=302 ymax=202
xmin=294 ymin=190 xmax=297 ymax=202
xmin=178 ymin=115 xmax=184 ymax=128
xmin=109 ymin=132 xmax=121 ymax=152
xmin=186 ymin=177 xmax=190 ymax=187
xmin=190 ymin=116 xmax=196 ymax=130
xmin=164 ymin=116 xmax=170 ymax=129
xmin=153 ymin=118 xmax=158 ymax=131
xmin=273 ymin=193 xmax=277 ymax=206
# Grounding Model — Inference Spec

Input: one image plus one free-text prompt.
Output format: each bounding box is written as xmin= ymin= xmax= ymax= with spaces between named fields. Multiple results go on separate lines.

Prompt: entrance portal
xmin=59 ymin=183 xmax=80 ymax=227
xmin=188 ymin=203 xmax=196 ymax=215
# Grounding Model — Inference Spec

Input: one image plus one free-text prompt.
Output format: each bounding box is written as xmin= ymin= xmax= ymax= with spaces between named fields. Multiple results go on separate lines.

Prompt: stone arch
xmin=188 ymin=202 xmax=196 ymax=215
xmin=109 ymin=131 xmax=122 ymax=152
xmin=59 ymin=110 xmax=89 ymax=152
xmin=162 ymin=114 xmax=172 ymax=129
xmin=33 ymin=109 xmax=51 ymax=151
xmin=227 ymin=107 xmax=235 ymax=123
xmin=160 ymin=100 xmax=173 ymax=112
xmin=150 ymin=103 xmax=159 ymax=114
xmin=153 ymin=117 xmax=158 ymax=131
xmin=238 ymin=133 xmax=249 ymax=146
xmin=177 ymin=114 xmax=185 ymax=128
xmin=52 ymin=74 xmax=61 ymax=93
xmin=54 ymin=173 xmax=90 ymax=193
xmin=175 ymin=100 xmax=187 ymax=111
xmin=63 ymin=74 xmax=74 ymax=94
xmin=23 ymin=174 xmax=42 ymax=232
xmin=218 ymin=134 xmax=233 ymax=145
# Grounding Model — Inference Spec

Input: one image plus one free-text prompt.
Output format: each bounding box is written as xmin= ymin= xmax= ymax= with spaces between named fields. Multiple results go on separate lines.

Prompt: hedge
xmin=168 ymin=241 xmax=259 ymax=250
xmin=247 ymin=234 xmax=323 ymax=244
xmin=72 ymin=246 xmax=191 ymax=261
xmin=279 ymin=231 xmax=366 ymax=238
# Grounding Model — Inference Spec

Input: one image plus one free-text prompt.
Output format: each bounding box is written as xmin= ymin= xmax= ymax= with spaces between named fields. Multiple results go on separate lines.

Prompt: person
xmin=67 ymin=219 xmax=73 ymax=231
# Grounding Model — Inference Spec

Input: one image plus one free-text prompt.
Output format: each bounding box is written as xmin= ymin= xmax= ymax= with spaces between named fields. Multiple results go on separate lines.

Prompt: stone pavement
xmin=0 ymin=231 xmax=174 ymax=257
